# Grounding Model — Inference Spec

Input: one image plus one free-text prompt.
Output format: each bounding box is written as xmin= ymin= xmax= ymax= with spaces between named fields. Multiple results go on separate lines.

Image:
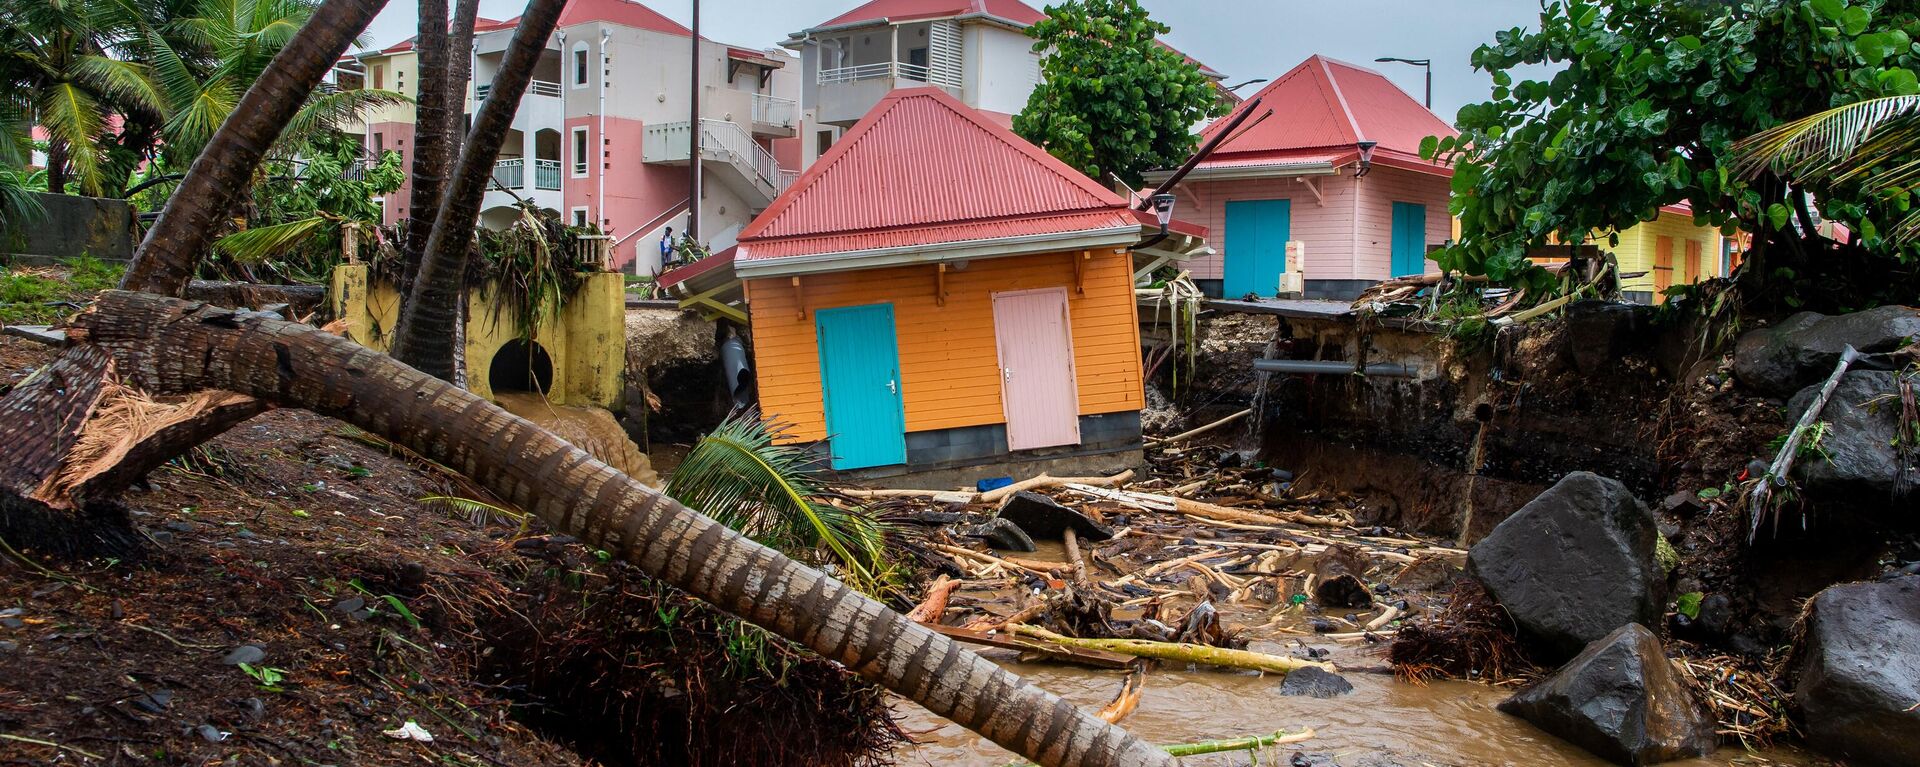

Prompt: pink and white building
xmin=347 ymin=0 xmax=803 ymax=274
xmin=1147 ymin=55 xmax=1457 ymax=300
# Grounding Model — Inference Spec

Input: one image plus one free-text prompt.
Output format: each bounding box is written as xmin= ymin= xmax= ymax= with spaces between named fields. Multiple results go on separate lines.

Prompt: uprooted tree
xmin=0 ymin=1 xmax=1179 ymax=764
xmin=1430 ymin=0 xmax=1920 ymax=311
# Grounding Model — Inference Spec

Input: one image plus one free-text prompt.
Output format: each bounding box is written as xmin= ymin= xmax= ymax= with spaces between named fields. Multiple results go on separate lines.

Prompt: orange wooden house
xmin=661 ymin=87 xmax=1205 ymax=477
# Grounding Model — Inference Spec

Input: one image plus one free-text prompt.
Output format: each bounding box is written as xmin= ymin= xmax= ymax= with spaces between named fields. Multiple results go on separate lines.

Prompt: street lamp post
xmin=1374 ymin=57 xmax=1432 ymax=110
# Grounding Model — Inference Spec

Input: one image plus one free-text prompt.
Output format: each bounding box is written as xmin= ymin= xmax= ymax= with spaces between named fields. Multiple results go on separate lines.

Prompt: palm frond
xmin=664 ymin=411 xmax=892 ymax=592
xmin=71 ymin=55 xmax=164 ymax=116
xmin=37 ymin=82 xmax=108 ymax=194
xmin=213 ymin=215 xmax=331 ymax=262
xmin=0 ymin=165 xmax=47 ymax=233
xmin=1732 ymin=95 xmax=1920 ymax=181
xmin=419 ymin=494 xmax=527 ymax=529
xmin=277 ymin=88 xmax=407 ymax=151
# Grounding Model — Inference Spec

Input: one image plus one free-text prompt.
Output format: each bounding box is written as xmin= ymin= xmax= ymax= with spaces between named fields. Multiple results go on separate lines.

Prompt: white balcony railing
xmin=751 ymin=93 xmax=797 ymax=128
xmin=817 ymin=61 xmax=959 ymax=88
xmin=475 ymin=79 xmax=563 ymax=102
xmin=642 ymin=119 xmax=795 ymax=199
xmin=492 ymin=158 xmax=524 ymax=189
xmin=533 ymin=159 xmax=561 ymax=191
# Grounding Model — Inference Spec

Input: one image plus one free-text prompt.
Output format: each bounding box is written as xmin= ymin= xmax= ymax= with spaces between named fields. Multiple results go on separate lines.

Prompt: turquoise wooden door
xmin=1390 ymin=202 xmax=1428 ymax=277
xmin=1223 ymin=199 xmax=1291 ymax=297
xmin=815 ymin=303 xmax=907 ymax=469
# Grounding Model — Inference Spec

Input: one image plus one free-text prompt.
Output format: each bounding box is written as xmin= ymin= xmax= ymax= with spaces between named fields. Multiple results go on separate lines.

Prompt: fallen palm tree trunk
xmin=1009 ymin=624 xmax=1334 ymax=674
xmin=50 ymin=291 xmax=1178 ymax=767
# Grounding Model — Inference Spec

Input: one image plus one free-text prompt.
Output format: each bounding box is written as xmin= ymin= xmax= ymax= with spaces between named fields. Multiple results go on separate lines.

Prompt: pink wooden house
xmin=1147 ymin=55 xmax=1457 ymax=300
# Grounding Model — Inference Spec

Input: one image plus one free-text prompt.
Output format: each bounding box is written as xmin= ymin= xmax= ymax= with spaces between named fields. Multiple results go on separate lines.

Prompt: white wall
xmin=964 ymin=24 xmax=1040 ymax=115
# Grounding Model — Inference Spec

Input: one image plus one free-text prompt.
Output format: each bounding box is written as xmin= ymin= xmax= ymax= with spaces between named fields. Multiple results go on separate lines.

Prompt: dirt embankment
xmin=1 ymin=335 xmax=895 ymax=767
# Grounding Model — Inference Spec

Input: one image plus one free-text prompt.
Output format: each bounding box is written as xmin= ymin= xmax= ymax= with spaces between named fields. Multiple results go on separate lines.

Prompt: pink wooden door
xmin=993 ymin=288 xmax=1081 ymax=450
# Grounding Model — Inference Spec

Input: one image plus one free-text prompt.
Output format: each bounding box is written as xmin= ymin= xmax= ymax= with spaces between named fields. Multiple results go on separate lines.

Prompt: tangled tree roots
xmin=465 ymin=543 xmax=905 ymax=766
xmin=1387 ymin=580 xmax=1527 ymax=684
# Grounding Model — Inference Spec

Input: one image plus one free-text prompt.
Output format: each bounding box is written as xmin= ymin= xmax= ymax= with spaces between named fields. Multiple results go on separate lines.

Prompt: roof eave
xmin=1142 ymin=161 xmax=1339 ymax=184
xmin=736 ymin=225 xmax=1140 ymax=279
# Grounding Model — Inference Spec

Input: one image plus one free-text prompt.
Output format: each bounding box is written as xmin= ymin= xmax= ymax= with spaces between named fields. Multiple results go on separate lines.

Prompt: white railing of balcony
xmin=492 ymin=158 xmax=524 ymax=189
xmin=699 ymin=119 xmax=790 ymax=195
xmin=475 ymin=80 xmax=562 ymax=102
xmin=533 ymin=159 xmax=562 ymax=191
xmin=751 ymin=93 xmax=797 ymax=127
xmin=816 ymin=61 xmax=959 ymax=88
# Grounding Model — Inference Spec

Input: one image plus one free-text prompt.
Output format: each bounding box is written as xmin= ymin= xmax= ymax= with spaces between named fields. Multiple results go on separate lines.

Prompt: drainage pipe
xmin=1251 ymin=358 xmax=1417 ymax=378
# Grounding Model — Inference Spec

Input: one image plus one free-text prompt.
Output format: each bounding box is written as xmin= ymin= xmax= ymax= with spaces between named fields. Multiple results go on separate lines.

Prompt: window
xmin=371 ymin=64 xmax=383 ymax=89
xmin=572 ymin=43 xmax=590 ymax=87
xmin=816 ymin=129 xmax=834 ymax=158
xmin=908 ymin=47 xmax=928 ymax=68
xmin=572 ymin=207 xmax=590 ymax=227
xmin=571 ymin=127 xmax=589 ymax=177
xmin=372 ymin=132 xmax=385 ymax=153
xmin=827 ymin=36 xmax=850 ymax=69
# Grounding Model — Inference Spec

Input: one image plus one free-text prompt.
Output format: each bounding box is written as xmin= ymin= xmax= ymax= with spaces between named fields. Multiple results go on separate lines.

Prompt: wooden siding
xmin=1179 ymin=165 xmax=1451 ymax=282
xmin=1608 ymin=210 xmax=1723 ymax=293
xmin=1176 ymin=174 xmax=1359 ymax=280
xmin=1351 ymin=166 xmax=1451 ymax=278
xmin=746 ymin=248 xmax=1144 ymax=442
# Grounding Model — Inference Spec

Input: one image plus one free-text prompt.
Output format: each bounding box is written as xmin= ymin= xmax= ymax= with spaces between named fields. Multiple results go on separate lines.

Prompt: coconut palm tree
xmin=119 ymin=0 xmax=390 ymax=296
xmin=0 ymin=0 xmax=165 ymax=196
xmin=387 ymin=0 xmax=567 ymax=381
xmin=58 ymin=290 xmax=1179 ymax=767
xmin=1732 ymin=95 xmax=1920 ymax=244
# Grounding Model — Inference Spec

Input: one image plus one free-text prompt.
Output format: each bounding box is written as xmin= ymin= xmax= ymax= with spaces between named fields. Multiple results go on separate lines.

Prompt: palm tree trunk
xmin=388 ymin=0 xmax=567 ymax=380
xmin=70 ymin=290 xmax=1179 ymax=767
xmin=118 ymin=0 xmax=390 ymax=297
xmin=444 ymin=0 xmax=480 ymax=168
xmin=45 ymin=139 xmax=68 ymax=196
xmin=402 ymin=0 xmax=452 ymax=273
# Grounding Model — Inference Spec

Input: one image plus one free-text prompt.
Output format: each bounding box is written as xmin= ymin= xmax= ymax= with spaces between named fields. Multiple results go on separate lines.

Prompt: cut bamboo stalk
xmin=1146 ymin=408 xmax=1252 ymax=446
xmin=1009 ymin=624 xmax=1335 ymax=674
xmin=1750 ymin=344 xmax=1861 ymax=542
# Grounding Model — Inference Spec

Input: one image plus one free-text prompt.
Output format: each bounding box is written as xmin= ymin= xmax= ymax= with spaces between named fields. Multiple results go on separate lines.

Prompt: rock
xmin=1732 ymin=307 xmax=1920 ymax=396
xmin=1792 ymin=577 xmax=1920 ymax=767
xmin=903 ymin=510 xmax=964 ymax=526
xmin=164 ymin=520 xmax=196 ymax=533
xmin=994 ymin=491 xmax=1113 ymax=542
xmin=1278 ymin=666 xmax=1353 ymax=698
xmin=332 ymin=596 xmax=366 ymax=614
xmin=0 ymin=640 xmax=17 ymax=652
xmin=223 ymin=644 xmax=266 ymax=666
xmin=1499 ymin=624 xmax=1717 ymax=766
xmin=196 ymin=724 xmax=228 ymax=742
xmin=1313 ymin=574 xmax=1373 ymax=609
xmin=1391 ymin=553 xmax=1465 ymax=592
xmin=131 ymin=689 xmax=173 ymax=714
xmin=1786 ymin=370 xmax=1920 ymax=505
xmin=1468 ymin=472 xmax=1663 ymax=661
xmin=0 ymin=617 xmax=22 ymax=630
xmin=958 ymin=517 xmax=1036 ymax=552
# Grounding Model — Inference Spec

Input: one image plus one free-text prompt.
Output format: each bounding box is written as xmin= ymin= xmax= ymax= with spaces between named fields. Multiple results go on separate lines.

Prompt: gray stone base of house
xmin=822 ymin=411 xmax=1144 ymax=489
xmin=1195 ymin=279 xmax=1376 ymax=302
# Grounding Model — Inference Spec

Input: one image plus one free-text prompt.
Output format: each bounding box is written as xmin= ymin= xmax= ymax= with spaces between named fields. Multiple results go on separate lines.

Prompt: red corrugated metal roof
xmin=658 ymin=246 xmax=737 ymax=289
xmin=737 ymin=87 xmax=1135 ymax=260
xmin=476 ymin=1 xmax=691 ymax=37
xmin=743 ymin=211 xmax=1138 ymax=260
xmin=1196 ymin=55 xmax=1455 ymax=174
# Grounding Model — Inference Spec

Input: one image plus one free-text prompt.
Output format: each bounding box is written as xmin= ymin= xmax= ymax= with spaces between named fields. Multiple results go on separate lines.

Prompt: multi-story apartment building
xmin=782 ymin=0 xmax=1223 ymax=169
xmin=347 ymin=0 xmax=802 ymax=274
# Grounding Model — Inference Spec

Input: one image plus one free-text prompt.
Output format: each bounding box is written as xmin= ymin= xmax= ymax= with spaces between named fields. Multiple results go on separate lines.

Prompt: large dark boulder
xmin=1786 ymin=370 xmax=1919 ymax=507
xmin=1792 ymin=577 xmax=1920 ymax=767
xmin=1499 ymin=623 xmax=1718 ymax=766
xmin=1468 ymin=472 xmax=1663 ymax=661
xmin=1732 ymin=307 xmax=1920 ymax=397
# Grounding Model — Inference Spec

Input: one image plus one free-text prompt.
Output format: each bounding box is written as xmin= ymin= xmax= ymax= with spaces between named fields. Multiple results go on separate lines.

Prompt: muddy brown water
xmin=898 ymin=545 xmax=1818 ymax=767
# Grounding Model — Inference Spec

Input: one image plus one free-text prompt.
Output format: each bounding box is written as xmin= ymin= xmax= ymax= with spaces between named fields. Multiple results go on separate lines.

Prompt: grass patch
xmin=0 ymin=257 xmax=124 ymax=325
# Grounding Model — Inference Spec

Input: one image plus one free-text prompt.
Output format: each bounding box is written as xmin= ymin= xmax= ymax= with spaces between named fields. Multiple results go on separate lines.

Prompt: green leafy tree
xmin=1013 ymin=0 xmax=1226 ymax=186
xmin=1431 ymin=0 xmax=1920 ymax=305
xmin=0 ymin=0 xmax=165 ymax=196
xmin=212 ymin=130 xmax=402 ymax=283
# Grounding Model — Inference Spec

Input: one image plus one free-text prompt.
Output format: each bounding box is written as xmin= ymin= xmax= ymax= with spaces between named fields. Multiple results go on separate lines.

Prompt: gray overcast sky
xmin=360 ymin=0 xmax=1545 ymax=123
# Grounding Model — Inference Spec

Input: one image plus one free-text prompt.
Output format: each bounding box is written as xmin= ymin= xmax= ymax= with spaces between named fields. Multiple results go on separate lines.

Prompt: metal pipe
xmin=1136 ymin=97 xmax=1265 ymax=210
xmin=688 ymin=0 xmax=701 ymax=243
xmin=1251 ymin=358 xmax=1416 ymax=378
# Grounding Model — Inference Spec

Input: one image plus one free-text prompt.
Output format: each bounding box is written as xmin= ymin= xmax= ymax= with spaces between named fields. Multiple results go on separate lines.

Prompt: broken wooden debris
xmin=1010 ymin=624 xmax=1334 ymax=674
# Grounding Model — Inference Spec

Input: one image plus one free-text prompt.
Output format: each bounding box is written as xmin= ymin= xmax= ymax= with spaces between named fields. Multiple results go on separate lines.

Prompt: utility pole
xmin=687 ymin=0 xmax=701 ymax=243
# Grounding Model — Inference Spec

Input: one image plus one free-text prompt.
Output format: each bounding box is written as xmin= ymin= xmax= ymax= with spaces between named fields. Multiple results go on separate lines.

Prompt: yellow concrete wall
xmin=329 ymin=265 xmax=624 ymax=408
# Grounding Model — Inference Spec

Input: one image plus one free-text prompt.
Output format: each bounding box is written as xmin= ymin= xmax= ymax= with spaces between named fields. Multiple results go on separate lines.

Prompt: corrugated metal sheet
xmin=1199 ymin=55 xmax=1457 ymax=173
xmin=737 ymin=88 xmax=1133 ymax=259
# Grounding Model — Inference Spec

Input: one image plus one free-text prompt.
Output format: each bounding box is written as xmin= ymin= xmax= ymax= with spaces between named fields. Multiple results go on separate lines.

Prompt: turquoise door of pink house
xmin=992 ymin=288 xmax=1081 ymax=451
xmin=1224 ymin=199 xmax=1291 ymax=297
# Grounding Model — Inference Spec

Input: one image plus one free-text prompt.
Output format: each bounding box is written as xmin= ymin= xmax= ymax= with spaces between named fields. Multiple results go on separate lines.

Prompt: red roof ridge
xmin=738 ymin=86 xmax=1124 ymax=245
xmin=1314 ymin=55 xmax=1366 ymax=144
